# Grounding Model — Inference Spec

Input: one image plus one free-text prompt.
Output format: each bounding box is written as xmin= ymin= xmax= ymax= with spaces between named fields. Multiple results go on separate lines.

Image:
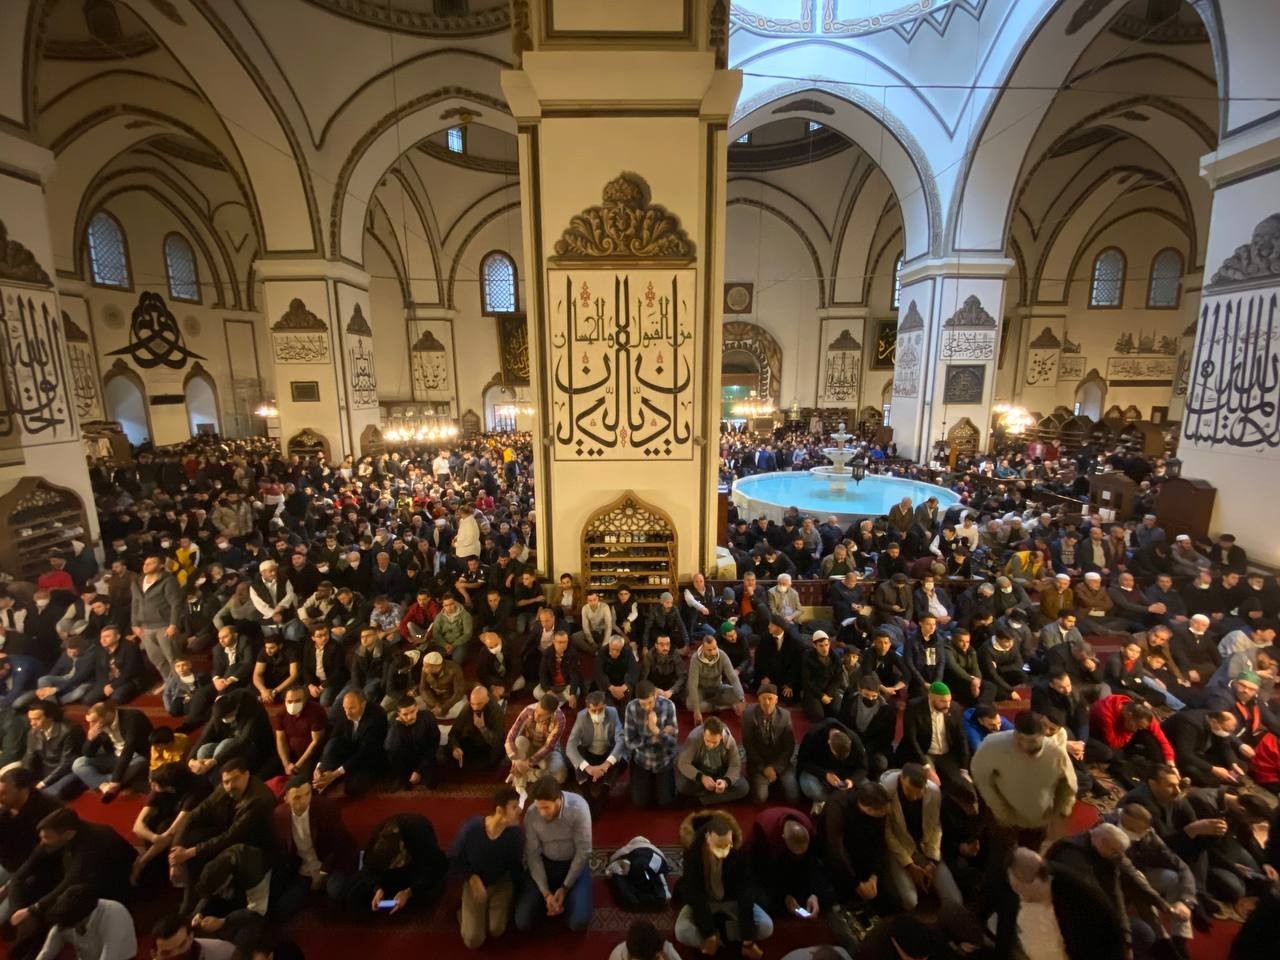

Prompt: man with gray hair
xmin=1108 ymin=802 xmax=1196 ymax=952
xmin=248 ymin=560 xmax=304 ymax=645
xmin=768 ymin=574 xmax=803 ymax=626
xmin=1047 ymin=821 xmax=1176 ymax=958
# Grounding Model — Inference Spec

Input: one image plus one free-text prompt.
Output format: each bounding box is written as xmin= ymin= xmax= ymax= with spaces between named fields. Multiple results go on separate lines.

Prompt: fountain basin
xmin=732 ymin=470 xmax=961 ymax=526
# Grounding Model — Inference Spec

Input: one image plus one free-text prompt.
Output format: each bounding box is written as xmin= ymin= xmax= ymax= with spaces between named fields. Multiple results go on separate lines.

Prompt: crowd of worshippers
xmin=0 ymin=435 xmax=1277 ymax=960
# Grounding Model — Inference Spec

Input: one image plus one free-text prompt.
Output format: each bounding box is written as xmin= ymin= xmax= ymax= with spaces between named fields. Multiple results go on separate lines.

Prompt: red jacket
xmin=1088 ymin=694 xmax=1174 ymax=761
xmin=1252 ymin=732 xmax=1280 ymax=788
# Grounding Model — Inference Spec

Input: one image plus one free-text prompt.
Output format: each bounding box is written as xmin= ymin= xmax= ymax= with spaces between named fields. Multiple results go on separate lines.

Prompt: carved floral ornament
xmin=551 ymin=174 xmax=695 ymax=265
xmin=898 ymin=300 xmax=925 ymax=332
xmin=1209 ymin=212 xmax=1280 ymax=289
xmin=0 ymin=218 xmax=53 ymax=288
xmin=345 ymin=303 xmax=373 ymax=337
xmin=943 ymin=294 xmax=996 ymax=328
xmin=274 ymin=299 xmax=328 ymax=332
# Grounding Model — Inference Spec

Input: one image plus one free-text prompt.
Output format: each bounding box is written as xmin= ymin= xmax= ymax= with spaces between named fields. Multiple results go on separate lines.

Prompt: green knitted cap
xmin=928 ymin=681 xmax=951 ymax=696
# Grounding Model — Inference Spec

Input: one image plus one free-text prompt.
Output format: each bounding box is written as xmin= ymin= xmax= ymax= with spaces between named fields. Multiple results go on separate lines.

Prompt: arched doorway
xmin=721 ymin=348 xmax=762 ymax=422
xmin=483 ymin=379 xmax=533 ymax=432
xmin=1074 ymin=370 xmax=1106 ymax=420
xmin=184 ymin=362 xmax=220 ymax=437
xmin=102 ymin=360 xmax=150 ymax=446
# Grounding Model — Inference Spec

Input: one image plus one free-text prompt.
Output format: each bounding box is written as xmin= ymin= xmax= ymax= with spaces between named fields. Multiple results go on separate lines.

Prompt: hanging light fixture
xmin=254 ymin=400 xmax=279 ymax=419
xmin=731 ymin=391 xmax=776 ymax=419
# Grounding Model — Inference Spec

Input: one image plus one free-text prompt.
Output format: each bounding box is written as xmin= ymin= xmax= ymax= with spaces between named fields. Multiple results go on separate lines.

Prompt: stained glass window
xmin=447 ymin=126 xmax=465 ymax=153
xmin=88 ymin=211 xmax=129 ymax=288
xmin=1147 ymin=248 xmax=1182 ymax=308
xmin=164 ymin=233 xmax=200 ymax=302
xmin=891 ymin=253 xmax=903 ymax=309
xmin=1090 ymin=248 xmax=1125 ymax=307
xmin=481 ymin=252 xmax=517 ymax=314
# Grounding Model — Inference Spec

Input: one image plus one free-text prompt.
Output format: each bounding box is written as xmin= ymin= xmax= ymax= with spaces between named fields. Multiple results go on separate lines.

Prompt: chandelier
xmin=993 ymin=402 xmax=1035 ymax=435
xmin=254 ymin=400 xmax=279 ymax=418
xmin=731 ymin=391 xmax=776 ymax=418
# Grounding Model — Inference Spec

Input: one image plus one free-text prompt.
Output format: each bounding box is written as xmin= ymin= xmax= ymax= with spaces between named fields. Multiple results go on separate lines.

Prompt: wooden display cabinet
xmin=581 ymin=492 xmax=677 ymax=603
xmin=0 ymin=478 xmax=90 ymax=582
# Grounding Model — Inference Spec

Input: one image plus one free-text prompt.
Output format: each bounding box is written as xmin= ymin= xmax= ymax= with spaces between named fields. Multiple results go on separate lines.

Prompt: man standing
xmin=970 ymin=711 xmax=1077 ymax=866
xmin=132 ymin=555 xmax=184 ymax=679
xmin=451 ymin=786 xmax=523 ymax=949
xmin=514 ymin=776 xmax=593 ymax=933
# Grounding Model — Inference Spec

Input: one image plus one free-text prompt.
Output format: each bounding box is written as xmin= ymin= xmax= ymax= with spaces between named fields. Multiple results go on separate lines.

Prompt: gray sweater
xmin=685 ymin=650 xmax=743 ymax=713
xmin=677 ymin=725 xmax=742 ymax=781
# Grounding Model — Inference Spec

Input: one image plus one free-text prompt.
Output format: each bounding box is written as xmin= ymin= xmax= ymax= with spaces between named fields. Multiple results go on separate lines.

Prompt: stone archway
xmin=183 ymin=362 xmax=221 ymax=437
xmin=721 ymin=321 xmax=783 ymax=405
xmin=102 ymin=358 xmax=152 ymax=446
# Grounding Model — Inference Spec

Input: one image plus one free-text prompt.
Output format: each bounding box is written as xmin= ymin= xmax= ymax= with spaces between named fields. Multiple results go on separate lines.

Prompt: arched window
xmin=891 ymin=253 xmax=904 ymax=309
xmin=1089 ymin=248 xmax=1125 ymax=307
xmin=164 ymin=233 xmax=200 ymax=302
xmin=87 ymin=211 xmax=129 ymax=288
xmin=480 ymin=251 xmax=517 ymax=314
xmin=1147 ymin=248 xmax=1183 ymax=308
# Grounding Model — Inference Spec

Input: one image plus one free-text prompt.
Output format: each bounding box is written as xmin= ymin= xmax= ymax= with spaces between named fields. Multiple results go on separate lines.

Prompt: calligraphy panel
xmin=408 ymin=320 xmax=455 ymax=404
xmin=547 ymin=268 xmax=696 ymax=461
xmin=942 ymin=364 xmax=985 ymax=404
xmin=819 ymin=321 xmax=861 ymax=406
xmin=0 ymin=285 xmax=75 ymax=445
xmin=941 ymin=328 xmax=995 ymax=360
xmin=1025 ymin=322 xmax=1062 ymax=387
xmin=1059 ymin=356 xmax=1087 ymax=380
xmin=61 ymin=307 xmax=102 ymax=422
xmin=1183 ymin=291 xmax=1280 ymax=448
xmin=497 ymin=313 xmax=531 ymax=385
xmin=893 ymin=333 xmax=922 ymax=398
xmin=273 ymin=333 xmax=329 ymax=364
xmin=872 ymin=317 xmax=897 ymax=369
xmin=1106 ymin=355 xmax=1176 ymax=385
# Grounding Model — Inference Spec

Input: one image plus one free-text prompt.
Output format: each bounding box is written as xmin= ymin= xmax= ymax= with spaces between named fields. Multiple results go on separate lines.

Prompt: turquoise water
xmin=733 ymin=471 xmax=961 ymax=519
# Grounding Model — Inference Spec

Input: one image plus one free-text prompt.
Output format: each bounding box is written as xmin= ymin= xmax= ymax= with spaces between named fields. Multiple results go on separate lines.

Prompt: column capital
xmin=0 ymin=129 xmax=55 ymax=184
xmin=898 ymin=255 xmax=1015 ymax=286
xmin=253 ymin=257 xmax=370 ymax=288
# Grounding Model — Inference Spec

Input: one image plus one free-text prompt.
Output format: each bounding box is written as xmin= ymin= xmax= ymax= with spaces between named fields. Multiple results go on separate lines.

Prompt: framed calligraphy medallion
xmin=547 ymin=269 xmax=696 ymax=461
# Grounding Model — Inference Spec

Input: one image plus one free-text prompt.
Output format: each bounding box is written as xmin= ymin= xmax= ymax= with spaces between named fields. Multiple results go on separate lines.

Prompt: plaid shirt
xmin=505 ymin=703 xmax=565 ymax=764
xmin=623 ymin=696 xmax=679 ymax=771
xmin=369 ymin=603 xmax=402 ymax=632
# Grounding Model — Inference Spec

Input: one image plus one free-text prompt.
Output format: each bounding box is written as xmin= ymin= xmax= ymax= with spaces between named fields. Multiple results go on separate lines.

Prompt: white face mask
xmin=285 ymin=701 xmax=304 ymax=717
xmin=177 ymin=671 xmax=195 ymax=684
xmin=709 ymin=843 xmax=732 ymax=859
xmin=1001 ymin=587 xmax=1012 ymax=594
xmin=1210 ymin=726 xmax=1231 ymax=738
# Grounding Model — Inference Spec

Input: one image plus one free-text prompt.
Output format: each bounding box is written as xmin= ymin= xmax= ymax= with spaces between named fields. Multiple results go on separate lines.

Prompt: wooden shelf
xmin=581 ymin=491 xmax=677 ymax=606
xmin=0 ymin=478 xmax=90 ymax=582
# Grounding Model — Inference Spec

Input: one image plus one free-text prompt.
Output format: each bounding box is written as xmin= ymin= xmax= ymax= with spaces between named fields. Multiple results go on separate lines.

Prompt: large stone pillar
xmin=501 ymin=0 xmax=739 ymax=577
xmin=1167 ymin=268 xmax=1203 ymax=423
xmin=0 ymin=130 xmax=98 ymax=543
xmin=253 ymin=259 xmax=382 ymax=462
xmin=890 ymin=258 xmax=1013 ymax=460
xmin=1178 ymin=120 xmax=1280 ymax=563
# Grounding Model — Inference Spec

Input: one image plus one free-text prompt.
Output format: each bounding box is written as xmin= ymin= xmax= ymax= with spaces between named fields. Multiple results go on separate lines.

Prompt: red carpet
xmin=21 ymin=633 xmax=1242 ymax=960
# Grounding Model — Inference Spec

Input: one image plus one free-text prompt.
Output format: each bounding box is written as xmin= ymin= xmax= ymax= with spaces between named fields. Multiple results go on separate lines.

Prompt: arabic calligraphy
xmin=943 ymin=364 xmax=985 ymax=404
xmin=548 ymin=269 xmax=695 ymax=460
xmin=1183 ymin=291 xmax=1280 ymax=449
xmin=893 ymin=335 xmax=921 ymax=399
xmin=410 ymin=327 xmax=450 ymax=398
xmin=873 ymin=318 xmax=897 ymax=369
xmin=822 ymin=328 xmax=861 ymax=403
xmin=273 ymin=333 xmax=330 ymax=364
xmin=348 ymin=336 xmax=378 ymax=409
xmin=0 ymin=289 xmax=71 ymax=439
xmin=1106 ymin=356 xmax=1176 ymax=383
xmin=941 ymin=329 xmax=995 ymax=360
xmin=108 ymin=291 xmax=204 ymax=369
xmin=498 ymin=313 xmax=530 ymax=384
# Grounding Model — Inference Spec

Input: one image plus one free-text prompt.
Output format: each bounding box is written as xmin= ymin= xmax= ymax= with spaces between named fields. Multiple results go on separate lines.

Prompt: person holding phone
xmin=341 ymin=813 xmax=446 ymax=918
